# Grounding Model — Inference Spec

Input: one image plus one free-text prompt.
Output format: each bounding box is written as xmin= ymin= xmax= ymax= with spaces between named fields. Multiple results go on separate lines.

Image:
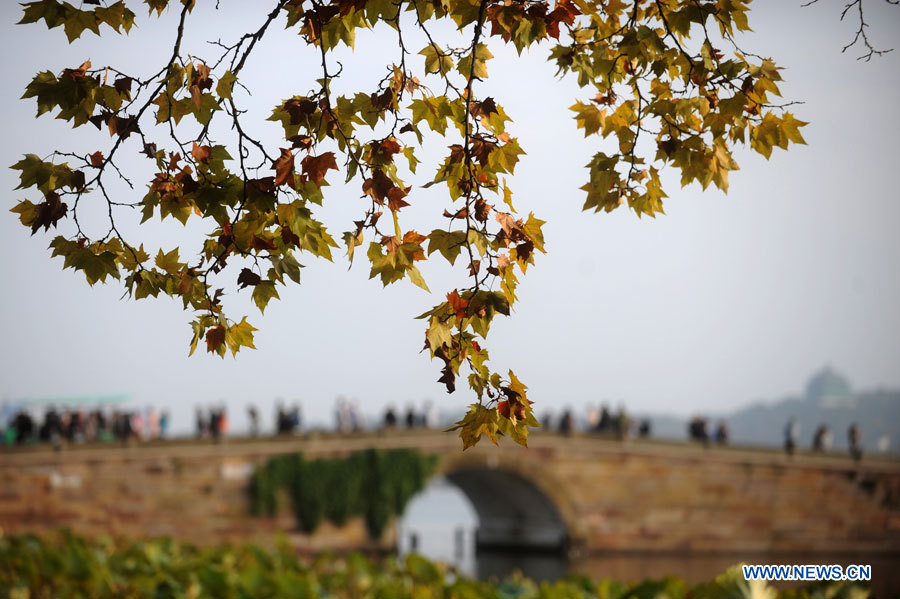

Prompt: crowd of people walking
xmin=3 ymin=405 xmax=169 ymax=447
xmin=0 ymin=399 xmax=878 ymax=462
xmin=784 ymin=418 xmax=863 ymax=460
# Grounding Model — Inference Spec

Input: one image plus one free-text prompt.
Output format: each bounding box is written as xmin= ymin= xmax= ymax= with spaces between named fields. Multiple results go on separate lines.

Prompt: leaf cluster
xmin=11 ymin=0 xmax=808 ymax=449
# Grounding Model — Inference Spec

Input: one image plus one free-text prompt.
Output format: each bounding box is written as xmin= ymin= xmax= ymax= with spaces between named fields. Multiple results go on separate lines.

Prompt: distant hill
xmin=646 ymin=368 xmax=899 ymax=454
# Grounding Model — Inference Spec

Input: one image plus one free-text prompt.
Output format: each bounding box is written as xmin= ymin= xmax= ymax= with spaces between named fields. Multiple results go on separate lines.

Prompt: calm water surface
xmin=400 ymin=478 xmax=898 ymax=596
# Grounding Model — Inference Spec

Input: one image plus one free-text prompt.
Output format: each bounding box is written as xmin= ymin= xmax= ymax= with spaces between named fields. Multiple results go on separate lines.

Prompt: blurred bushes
xmin=249 ymin=449 xmax=438 ymax=538
xmin=0 ymin=532 xmax=870 ymax=599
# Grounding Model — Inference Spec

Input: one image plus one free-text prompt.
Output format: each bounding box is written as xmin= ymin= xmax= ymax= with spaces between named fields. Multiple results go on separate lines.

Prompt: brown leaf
xmin=272 ymin=148 xmax=296 ymax=188
xmin=402 ymin=230 xmax=427 ymax=245
xmin=180 ymin=172 xmax=199 ymax=195
xmin=287 ymin=135 xmax=313 ymax=150
xmin=516 ymin=240 xmax=534 ymax=263
xmin=658 ymin=138 xmax=677 ymax=156
xmin=380 ymin=235 xmax=399 ymax=254
xmin=205 ymin=325 xmax=226 ymax=353
xmin=447 ymin=289 xmax=469 ymax=320
xmin=281 ymin=226 xmax=300 ymax=247
xmin=362 ymin=169 xmax=394 ymax=205
xmin=113 ymin=76 xmax=133 ymax=95
xmin=438 ymin=363 xmax=456 ymax=393
xmin=387 ymin=186 xmax=410 ymax=212
xmin=248 ymin=177 xmax=276 ymax=194
xmin=474 ymin=198 xmax=491 ymax=221
xmin=70 ymin=170 xmax=86 ymax=191
xmin=370 ymin=88 xmax=394 ymax=112
xmin=62 ymin=60 xmax=91 ymax=80
xmin=108 ymin=115 xmax=139 ymax=139
xmin=89 ymin=111 xmax=111 ymax=130
xmin=31 ymin=191 xmax=68 ymax=235
xmin=378 ymin=137 xmax=401 ymax=157
xmin=300 ymin=152 xmax=338 ymax=187
xmin=443 ymin=207 xmax=468 ymax=219
xmin=89 ymin=151 xmax=104 ymax=167
xmin=495 ymin=211 xmax=516 ymax=236
xmin=283 ymin=98 xmax=318 ymax=124
xmin=471 ymin=97 xmax=497 ymax=119
xmin=191 ymin=142 xmax=212 ymax=163
xmin=251 ymin=235 xmax=277 ymax=252
xmin=178 ymin=271 xmax=193 ymax=295
xmin=498 ymin=400 xmax=510 ymax=419
xmin=237 ymin=268 xmax=262 ymax=289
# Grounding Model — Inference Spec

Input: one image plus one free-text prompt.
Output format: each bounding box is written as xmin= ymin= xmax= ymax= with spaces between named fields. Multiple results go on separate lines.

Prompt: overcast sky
xmin=0 ymin=1 xmax=897 ymax=433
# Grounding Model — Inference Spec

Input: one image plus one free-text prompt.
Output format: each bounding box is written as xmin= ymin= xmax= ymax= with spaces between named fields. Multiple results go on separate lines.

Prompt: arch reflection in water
xmin=397 ymin=476 xmax=479 ymax=576
xmin=397 ymin=469 xmax=568 ymax=580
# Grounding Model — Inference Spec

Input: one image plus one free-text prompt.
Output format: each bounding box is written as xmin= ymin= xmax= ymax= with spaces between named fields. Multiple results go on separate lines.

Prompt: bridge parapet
xmin=1 ymin=433 xmax=898 ymax=554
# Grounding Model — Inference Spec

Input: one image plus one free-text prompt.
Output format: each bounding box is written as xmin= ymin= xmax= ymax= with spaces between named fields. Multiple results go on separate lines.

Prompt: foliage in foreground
xmin=9 ymin=0 xmax=814 ymax=449
xmin=0 ymin=532 xmax=869 ymax=599
xmin=249 ymin=449 xmax=438 ymax=539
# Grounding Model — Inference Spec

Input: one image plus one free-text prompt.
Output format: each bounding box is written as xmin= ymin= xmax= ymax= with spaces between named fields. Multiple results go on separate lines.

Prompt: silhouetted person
xmin=384 ymin=406 xmax=397 ymax=429
xmin=558 ymin=409 xmax=574 ymax=435
xmin=715 ymin=421 xmax=729 ymax=445
xmin=42 ymin=406 xmax=62 ymax=448
xmin=688 ymin=417 xmax=709 ymax=445
xmin=638 ymin=419 xmax=651 ymax=438
xmin=290 ymin=404 xmax=301 ymax=434
xmin=95 ymin=409 xmax=108 ymax=441
xmin=195 ymin=407 xmax=207 ymax=439
xmin=405 ymin=405 xmax=417 ymax=429
xmin=812 ymin=424 xmax=827 ymax=452
xmin=121 ymin=411 xmax=133 ymax=446
xmin=784 ymin=417 xmax=798 ymax=457
xmin=597 ymin=405 xmax=612 ymax=433
xmin=615 ymin=406 xmax=629 ymax=440
xmin=248 ymin=405 xmax=259 ymax=437
xmin=848 ymin=423 xmax=862 ymax=461
xmin=13 ymin=411 xmax=34 ymax=445
xmin=159 ymin=410 xmax=169 ymax=439
xmin=210 ymin=408 xmax=222 ymax=443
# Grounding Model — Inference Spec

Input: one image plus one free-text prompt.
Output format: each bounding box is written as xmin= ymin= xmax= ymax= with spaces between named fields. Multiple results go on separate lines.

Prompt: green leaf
xmin=252 ymin=281 xmax=279 ymax=314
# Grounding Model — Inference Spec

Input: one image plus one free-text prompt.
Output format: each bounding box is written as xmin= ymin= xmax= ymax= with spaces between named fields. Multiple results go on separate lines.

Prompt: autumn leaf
xmin=29 ymin=192 xmax=68 ymax=235
xmin=272 ymin=148 xmax=295 ymax=188
xmin=447 ymin=289 xmax=469 ymax=320
xmin=205 ymin=325 xmax=226 ymax=354
xmin=301 ymin=152 xmax=338 ymax=186
xmin=237 ymin=268 xmax=262 ymax=289
xmin=89 ymin=151 xmax=104 ymax=167
xmin=191 ymin=141 xmax=212 ymax=163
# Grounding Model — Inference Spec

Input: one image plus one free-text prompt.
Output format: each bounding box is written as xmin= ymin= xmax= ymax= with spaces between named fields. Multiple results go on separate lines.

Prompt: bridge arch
xmin=440 ymin=452 xmax=577 ymax=551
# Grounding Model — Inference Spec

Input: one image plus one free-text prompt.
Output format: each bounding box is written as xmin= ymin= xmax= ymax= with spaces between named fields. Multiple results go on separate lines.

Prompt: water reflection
xmin=398 ymin=479 xmax=896 ymax=596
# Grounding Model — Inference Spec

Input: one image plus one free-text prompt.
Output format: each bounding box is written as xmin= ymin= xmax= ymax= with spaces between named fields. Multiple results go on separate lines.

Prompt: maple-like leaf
xmin=301 ymin=152 xmax=338 ymax=187
xmin=272 ymin=148 xmax=295 ymax=188
xmin=205 ymin=325 xmax=226 ymax=354
xmin=237 ymin=268 xmax=262 ymax=289
xmin=191 ymin=142 xmax=212 ymax=163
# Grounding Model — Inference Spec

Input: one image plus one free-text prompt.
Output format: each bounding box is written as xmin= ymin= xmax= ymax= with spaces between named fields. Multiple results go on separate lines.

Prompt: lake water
xmin=398 ymin=477 xmax=898 ymax=596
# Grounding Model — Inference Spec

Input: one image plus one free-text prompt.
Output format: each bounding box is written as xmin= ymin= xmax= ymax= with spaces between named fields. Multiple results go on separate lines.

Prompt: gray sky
xmin=1 ymin=1 xmax=898 ymax=433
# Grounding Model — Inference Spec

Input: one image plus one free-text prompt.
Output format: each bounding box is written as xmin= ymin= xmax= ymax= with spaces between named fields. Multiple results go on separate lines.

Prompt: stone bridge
xmin=1 ymin=432 xmax=898 ymax=556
